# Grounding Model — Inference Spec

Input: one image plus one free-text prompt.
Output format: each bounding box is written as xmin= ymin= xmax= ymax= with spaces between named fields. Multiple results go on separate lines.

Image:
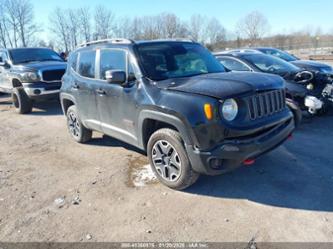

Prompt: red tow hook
xmin=288 ymin=133 xmax=293 ymax=140
xmin=243 ymin=159 xmax=255 ymax=166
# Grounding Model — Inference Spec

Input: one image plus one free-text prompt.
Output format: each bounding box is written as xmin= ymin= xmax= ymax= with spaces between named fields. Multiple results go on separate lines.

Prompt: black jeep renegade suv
xmin=0 ymin=48 xmax=66 ymax=114
xmin=60 ymin=39 xmax=295 ymax=190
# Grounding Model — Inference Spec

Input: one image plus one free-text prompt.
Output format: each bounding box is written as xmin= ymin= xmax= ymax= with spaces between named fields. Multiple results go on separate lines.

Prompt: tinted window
xmin=137 ymin=43 xmax=225 ymax=81
xmin=241 ymin=54 xmax=299 ymax=74
xmin=260 ymin=49 xmax=298 ymax=62
xmin=218 ymin=57 xmax=250 ymax=71
xmin=9 ymin=48 xmax=63 ymax=64
xmin=100 ymin=49 xmax=127 ymax=80
xmin=78 ymin=50 xmax=96 ymax=78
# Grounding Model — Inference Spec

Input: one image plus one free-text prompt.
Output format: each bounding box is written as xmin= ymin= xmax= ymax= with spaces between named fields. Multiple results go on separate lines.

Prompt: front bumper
xmin=186 ymin=117 xmax=295 ymax=175
xmin=304 ymin=95 xmax=324 ymax=114
xmin=22 ymin=82 xmax=61 ymax=100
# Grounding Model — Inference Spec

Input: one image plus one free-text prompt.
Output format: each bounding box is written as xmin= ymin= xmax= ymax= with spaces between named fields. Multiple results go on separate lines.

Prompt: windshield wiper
xmin=17 ymin=60 xmax=37 ymax=64
xmin=36 ymin=59 xmax=63 ymax=62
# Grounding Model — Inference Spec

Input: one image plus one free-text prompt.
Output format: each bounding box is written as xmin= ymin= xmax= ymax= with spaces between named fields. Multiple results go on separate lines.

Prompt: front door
xmin=95 ymin=48 xmax=139 ymax=145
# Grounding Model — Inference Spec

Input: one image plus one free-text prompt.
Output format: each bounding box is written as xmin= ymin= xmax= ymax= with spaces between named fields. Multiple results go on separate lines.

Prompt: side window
xmin=218 ymin=57 xmax=250 ymax=72
xmin=78 ymin=50 xmax=96 ymax=78
xmin=100 ymin=49 xmax=127 ymax=80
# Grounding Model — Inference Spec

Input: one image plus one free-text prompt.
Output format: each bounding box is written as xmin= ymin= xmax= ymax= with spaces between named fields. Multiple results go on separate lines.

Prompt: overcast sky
xmin=31 ymin=0 xmax=333 ymax=40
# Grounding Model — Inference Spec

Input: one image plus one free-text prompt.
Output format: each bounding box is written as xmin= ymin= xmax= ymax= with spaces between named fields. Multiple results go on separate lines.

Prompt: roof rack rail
xmin=78 ymin=38 xmax=135 ymax=48
xmin=152 ymin=38 xmax=195 ymax=43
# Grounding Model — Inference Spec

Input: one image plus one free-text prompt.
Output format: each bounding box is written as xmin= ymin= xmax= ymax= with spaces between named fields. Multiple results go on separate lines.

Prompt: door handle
xmin=96 ymin=89 xmax=106 ymax=95
xmin=72 ymin=82 xmax=80 ymax=90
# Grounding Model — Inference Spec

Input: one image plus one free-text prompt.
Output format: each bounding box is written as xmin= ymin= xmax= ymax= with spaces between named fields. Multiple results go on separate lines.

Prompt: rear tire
xmin=12 ymin=87 xmax=33 ymax=114
xmin=147 ymin=128 xmax=199 ymax=190
xmin=66 ymin=105 xmax=92 ymax=143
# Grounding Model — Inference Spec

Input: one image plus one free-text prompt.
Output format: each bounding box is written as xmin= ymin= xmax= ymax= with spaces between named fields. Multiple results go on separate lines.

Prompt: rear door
xmin=72 ymin=49 xmax=101 ymax=131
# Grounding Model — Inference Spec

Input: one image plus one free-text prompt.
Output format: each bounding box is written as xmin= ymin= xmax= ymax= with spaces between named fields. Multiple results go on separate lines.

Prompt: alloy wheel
xmin=67 ymin=111 xmax=81 ymax=138
xmin=151 ymin=140 xmax=182 ymax=182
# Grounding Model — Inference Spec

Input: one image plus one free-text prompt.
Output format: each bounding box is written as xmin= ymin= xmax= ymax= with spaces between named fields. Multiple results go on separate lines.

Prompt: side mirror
xmin=105 ymin=70 xmax=126 ymax=85
xmin=0 ymin=60 xmax=10 ymax=68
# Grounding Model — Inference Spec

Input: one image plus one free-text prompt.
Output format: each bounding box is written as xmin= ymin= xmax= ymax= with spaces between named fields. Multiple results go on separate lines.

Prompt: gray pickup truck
xmin=0 ymin=47 xmax=66 ymax=114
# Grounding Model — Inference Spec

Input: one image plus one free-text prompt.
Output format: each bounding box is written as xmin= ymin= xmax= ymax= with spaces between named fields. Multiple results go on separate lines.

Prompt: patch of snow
xmin=132 ymin=164 xmax=157 ymax=187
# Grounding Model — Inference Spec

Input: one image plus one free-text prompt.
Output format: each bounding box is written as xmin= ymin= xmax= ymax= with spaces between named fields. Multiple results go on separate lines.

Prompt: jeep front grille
xmin=247 ymin=89 xmax=286 ymax=120
xmin=41 ymin=69 xmax=66 ymax=82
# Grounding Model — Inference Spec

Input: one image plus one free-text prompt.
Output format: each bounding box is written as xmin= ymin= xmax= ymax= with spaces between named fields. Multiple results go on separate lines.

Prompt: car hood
xmin=157 ymin=72 xmax=285 ymax=99
xmin=291 ymin=60 xmax=332 ymax=72
xmin=13 ymin=61 xmax=67 ymax=71
xmin=285 ymin=81 xmax=307 ymax=97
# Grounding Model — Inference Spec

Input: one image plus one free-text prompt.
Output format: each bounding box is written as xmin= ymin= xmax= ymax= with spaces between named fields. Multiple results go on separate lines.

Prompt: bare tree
xmin=4 ymin=0 xmax=20 ymax=47
xmin=114 ymin=17 xmax=133 ymax=39
xmin=205 ymin=17 xmax=226 ymax=47
xmin=188 ymin=14 xmax=206 ymax=42
xmin=2 ymin=0 xmax=37 ymax=47
xmin=159 ymin=13 xmax=180 ymax=38
xmin=78 ymin=7 xmax=91 ymax=43
xmin=49 ymin=7 xmax=70 ymax=52
xmin=94 ymin=5 xmax=115 ymax=39
xmin=130 ymin=17 xmax=143 ymax=39
xmin=15 ymin=0 xmax=37 ymax=47
xmin=0 ymin=0 xmax=9 ymax=47
xmin=236 ymin=11 xmax=270 ymax=45
xmin=140 ymin=16 xmax=162 ymax=40
xmin=68 ymin=9 xmax=79 ymax=48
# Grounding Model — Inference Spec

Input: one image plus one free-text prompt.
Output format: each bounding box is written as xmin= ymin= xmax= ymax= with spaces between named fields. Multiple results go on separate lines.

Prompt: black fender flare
xmin=286 ymin=98 xmax=302 ymax=128
xmin=60 ymin=93 xmax=77 ymax=114
xmin=137 ymin=109 xmax=197 ymax=150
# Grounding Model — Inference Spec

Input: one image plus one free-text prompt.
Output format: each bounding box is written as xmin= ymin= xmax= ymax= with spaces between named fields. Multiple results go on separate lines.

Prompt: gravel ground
xmin=0 ymin=94 xmax=333 ymax=242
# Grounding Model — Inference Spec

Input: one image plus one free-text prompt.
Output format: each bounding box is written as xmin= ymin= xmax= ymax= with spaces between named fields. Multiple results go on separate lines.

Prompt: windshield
xmin=136 ymin=42 xmax=225 ymax=81
xmin=241 ymin=54 xmax=299 ymax=75
xmin=259 ymin=48 xmax=298 ymax=62
xmin=9 ymin=48 xmax=63 ymax=64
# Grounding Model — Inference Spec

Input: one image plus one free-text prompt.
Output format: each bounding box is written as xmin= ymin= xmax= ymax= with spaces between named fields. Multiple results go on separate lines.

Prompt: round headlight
xmin=307 ymin=83 xmax=314 ymax=90
xmin=222 ymin=98 xmax=238 ymax=121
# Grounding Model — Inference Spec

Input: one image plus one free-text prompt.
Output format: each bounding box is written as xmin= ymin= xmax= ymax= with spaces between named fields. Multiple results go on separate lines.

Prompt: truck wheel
xmin=66 ymin=105 xmax=92 ymax=143
xmin=147 ymin=128 xmax=199 ymax=190
xmin=12 ymin=87 xmax=33 ymax=114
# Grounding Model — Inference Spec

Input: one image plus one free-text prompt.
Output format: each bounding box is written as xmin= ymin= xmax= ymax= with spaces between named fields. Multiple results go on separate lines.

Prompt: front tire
xmin=66 ymin=105 xmax=92 ymax=143
xmin=12 ymin=87 xmax=33 ymax=114
xmin=147 ymin=128 xmax=199 ymax=190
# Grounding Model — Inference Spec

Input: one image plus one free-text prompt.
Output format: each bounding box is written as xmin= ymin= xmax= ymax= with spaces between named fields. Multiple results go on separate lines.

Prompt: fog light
xmin=33 ymin=89 xmax=41 ymax=95
xmin=209 ymin=158 xmax=224 ymax=170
